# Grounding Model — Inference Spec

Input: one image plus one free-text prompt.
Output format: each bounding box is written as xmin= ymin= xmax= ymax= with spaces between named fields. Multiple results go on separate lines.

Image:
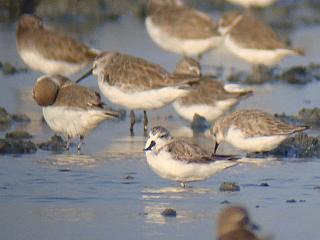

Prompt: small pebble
xmin=124 ymin=175 xmax=134 ymax=180
xmin=161 ymin=208 xmax=177 ymax=217
xmin=219 ymin=182 xmax=240 ymax=192
xmin=286 ymin=199 xmax=297 ymax=203
xmin=260 ymin=183 xmax=270 ymax=187
xmin=5 ymin=130 xmax=33 ymax=140
xmin=220 ymin=200 xmax=231 ymax=204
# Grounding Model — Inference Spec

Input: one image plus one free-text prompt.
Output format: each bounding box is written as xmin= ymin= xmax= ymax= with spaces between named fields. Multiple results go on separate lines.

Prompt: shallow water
xmin=1 ymin=11 xmax=320 ymax=240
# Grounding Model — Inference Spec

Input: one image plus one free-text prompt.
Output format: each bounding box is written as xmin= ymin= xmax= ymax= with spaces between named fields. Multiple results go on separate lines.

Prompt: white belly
xmin=19 ymin=50 xmax=87 ymax=76
xmin=145 ymin=17 xmax=222 ymax=56
xmin=145 ymin=151 xmax=237 ymax=182
xmin=224 ymin=36 xmax=295 ymax=66
xmin=173 ymin=99 xmax=237 ymax=122
xmin=225 ymin=126 xmax=288 ymax=152
xmin=43 ymin=107 xmax=109 ymax=138
xmin=98 ymin=80 xmax=189 ymax=110
xmin=226 ymin=0 xmax=276 ymax=7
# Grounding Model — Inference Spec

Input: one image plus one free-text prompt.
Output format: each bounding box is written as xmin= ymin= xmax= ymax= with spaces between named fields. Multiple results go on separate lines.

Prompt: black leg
xmin=130 ymin=110 xmax=135 ymax=136
xmin=77 ymin=135 xmax=84 ymax=153
xmin=143 ymin=110 xmax=148 ymax=132
xmin=66 ymin=136 xmax=71 ymax=151
xmin=214 ymin=142 xmax=219 ymax=155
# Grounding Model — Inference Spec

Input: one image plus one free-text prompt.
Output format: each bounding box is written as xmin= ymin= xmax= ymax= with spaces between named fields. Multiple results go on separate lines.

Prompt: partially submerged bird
xmin=211 ymin=109 xmax=309 ymax=153
xmin=16 ymin=14 xmax=99 ymax=76
xmin=144 ymin=126 xmax=240 ymax=187
xmin=173 ymin=57 xmax=252 ymax=122
xmin=218 ymin=11 xmax=304 ymax=80
xmin=33 ymin=75 xmax=119 ymax=152
xmin=76 ymin=52 xmax=199 ymax=134
xmin=145 ymin=0 xmax=221 ymax=57
xmin=217 ymin=206 xmax=262 ymax=240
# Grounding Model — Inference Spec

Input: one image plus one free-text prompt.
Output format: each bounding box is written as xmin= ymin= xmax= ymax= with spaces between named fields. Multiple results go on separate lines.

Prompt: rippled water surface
xmin=0 ymin=10 xmax=320 ymax=240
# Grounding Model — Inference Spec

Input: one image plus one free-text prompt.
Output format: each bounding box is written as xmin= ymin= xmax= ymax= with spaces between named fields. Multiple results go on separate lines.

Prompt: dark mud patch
xmin=248 ymin=133 xmax=320 ymax=158
xmin=37 ymin=135 xmax=67 ymax=152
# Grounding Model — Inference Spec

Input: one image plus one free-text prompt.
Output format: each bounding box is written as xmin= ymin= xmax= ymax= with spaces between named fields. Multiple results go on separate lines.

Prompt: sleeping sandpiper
xmin=145 ymin=0 xmax=221 ymax=57
xmin=76 ymin=52 xmax=199 ymax=134
xmin=225 ymin=0 xmax=277 ymax=9
xmin=33 ymin=75 xmax=119 ymax=152
xmin=144 ymin=126 xmax=240 ymax=187
xmin=218 ymin=11 xmax=304 ymax=80
xmin=217 ymin=206 xmax=261 ymax=240
xmin=16 ymin=14 xmax=99 ymax=76
xmin=172 ymin=57 xmax=253 ymax=122
xmin=211 ymin=109 xmax=309 ymax=153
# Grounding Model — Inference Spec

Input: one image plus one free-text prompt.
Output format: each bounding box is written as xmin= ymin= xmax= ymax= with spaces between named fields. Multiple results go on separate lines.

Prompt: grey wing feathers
xmin=54 ymin=84 xmax=104 ymax=110
xmin=164 ymin=140 xmax=214 ymax=163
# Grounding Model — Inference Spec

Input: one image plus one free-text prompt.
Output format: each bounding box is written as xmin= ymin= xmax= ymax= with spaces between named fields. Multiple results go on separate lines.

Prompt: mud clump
xmin=0 ymin=106 xmax=31 ymax=126
xmin=0 ymin=138 xmax=37 ymax=154
xmin=5 ymin=130 xmax=33 ymax=140
xmin=161 ymin=208 xmax=177 ymax=217
xmin=275 ymin=108 xmax=320 ymax=128
xmin=37 ymin=135 xmax=67 ymax=152
xmin=270 ymin=133 xmax=320 ymax=158
xmin=219 ymin=182 xmax=240 ymax=192
xmin=297 ymin=108 xmax=320 ymax=126
xmin=0 ymin=62 xmax=27 ymax=75
xmin=281 ymin=66 xmax=313 ymax=84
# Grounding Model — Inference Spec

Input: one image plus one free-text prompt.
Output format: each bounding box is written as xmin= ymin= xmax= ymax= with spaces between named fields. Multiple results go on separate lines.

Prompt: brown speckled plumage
xmin=215 ymin=109 xmax=308 ymax=137
xmin=220 ymin=11 xmax=294 ymax=50
xmin=16 ymin=14 xmax=98 ymax=64
xmin=149 ymin=1 xmax=219 ymax=39
xmin=94 ymin=52 xmax=199 ymax=91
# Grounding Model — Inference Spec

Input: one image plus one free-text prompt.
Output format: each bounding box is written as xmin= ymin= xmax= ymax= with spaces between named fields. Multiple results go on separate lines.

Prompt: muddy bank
xmin=227 ymin=63 xmax=320 ymax=85
xmin=275 ymin=108 xmax=320 ymax=127
xmin=248 ymin=133 xmax=320 ymax=158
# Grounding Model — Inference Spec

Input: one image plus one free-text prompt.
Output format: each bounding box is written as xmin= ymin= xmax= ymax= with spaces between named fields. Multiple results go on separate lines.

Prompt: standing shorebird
xmin=172 ymin=57 xmax=252 ymax=122
xmin=211 ymin=109 xmax=309 ymax=154
xmin=225 ymin=0 xmax=277 ymax=9
xmin=144 ymin=126 xmax=240 ymax=187
xmin=145 ymin=0 xmax=221 ymax=57
xmin=16 ymin=14 xmax=99 ymax=76
xmin=218 ymin=11 xmax=304 ymax=80
xmin=76 ymin=52 xmax=199 ymax=134
xmin=217 ymin=206 xmax=262 ymax=240
xmin=33 ymin=75 xmax=119 ymax=152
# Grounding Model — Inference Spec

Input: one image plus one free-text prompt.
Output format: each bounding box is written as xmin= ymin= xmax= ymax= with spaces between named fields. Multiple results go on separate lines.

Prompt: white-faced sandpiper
xmin=145 ymin=0 xmax=221 ymax=57
xmin=144 ymin=126 xmax=240 ymax=187
xmin=16 ymin=14 xmax=99 ymax=76
xmin=33 ymin=75 xmax=118 ymax=152
xmin=211 ymin=109 xmax=309 ymax=153
xmin=76 ymin=52 xmax=199 ymax=134
xmin=172 ymin=57 xmax=253 ymax=122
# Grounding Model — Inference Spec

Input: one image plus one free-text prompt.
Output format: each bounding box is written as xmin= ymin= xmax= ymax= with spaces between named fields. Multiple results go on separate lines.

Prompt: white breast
xmin=145 ymin=150 xmax=237 ymax=182
xmin=225 ymin=126 xmax=288 ymax=152
xmin=43 ymin=106 xmax=109 ymax=138
xmin=224 ymin=35 xmax=296 ymax=66
xmin=18 ymin=50 xmax=87 ymax=76
xmin=98 ymin=80 xmax=189 ymax=110
xmin=173 ymin=99 xmax=237 ymax=122
xmin=145 ymin=17 xmax=222 ymax=56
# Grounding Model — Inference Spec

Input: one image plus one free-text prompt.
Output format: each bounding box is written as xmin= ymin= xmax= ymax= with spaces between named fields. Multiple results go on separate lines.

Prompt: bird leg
xmin=66 ymin=136 xmax=71 ymax=151
xmin=130 ymin=110 xmax=135 ymax=136
xmin=252 ymin=64 xmax=265 ymax=83
xmin=143 ymin=110 xmax=148 ymax=132
xmin=77 ymin=136 xmax=84 ymax=153
xmin=213 ymin=142 xmax=219 ymax=155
